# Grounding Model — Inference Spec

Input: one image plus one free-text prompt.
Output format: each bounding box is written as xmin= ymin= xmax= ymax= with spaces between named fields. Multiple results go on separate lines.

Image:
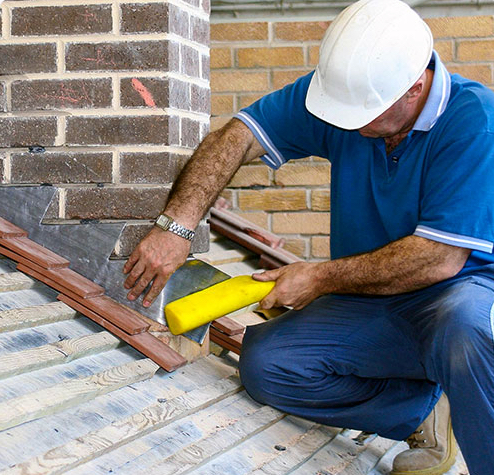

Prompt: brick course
xmin=0 ymin=0 xmax=210 ymax=254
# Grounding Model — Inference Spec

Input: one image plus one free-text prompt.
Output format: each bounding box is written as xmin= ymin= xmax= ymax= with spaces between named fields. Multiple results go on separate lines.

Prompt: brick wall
xmin=211 ymin=16 xmax=494 ymax=260
xmin=0 ymin=0 xmax=211 ymax=255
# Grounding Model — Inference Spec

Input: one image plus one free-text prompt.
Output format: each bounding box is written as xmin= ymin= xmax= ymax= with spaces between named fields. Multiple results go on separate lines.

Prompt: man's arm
xmin=255 ymin=235 xmax=471 ymax=310
xmin=123 ymin=118 xmax=265 ymax=307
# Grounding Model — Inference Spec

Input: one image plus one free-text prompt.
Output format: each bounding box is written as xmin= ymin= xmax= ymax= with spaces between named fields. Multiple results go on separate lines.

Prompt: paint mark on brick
xmin=131 ymin=78 xmax=156 ymax=108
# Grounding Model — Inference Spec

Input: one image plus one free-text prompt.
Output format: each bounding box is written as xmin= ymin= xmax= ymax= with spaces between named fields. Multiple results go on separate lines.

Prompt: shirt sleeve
xmin=235 ymin=72 xmax=333 ymax=169
xmin=415 ymin=131 xmax=494 ymax=254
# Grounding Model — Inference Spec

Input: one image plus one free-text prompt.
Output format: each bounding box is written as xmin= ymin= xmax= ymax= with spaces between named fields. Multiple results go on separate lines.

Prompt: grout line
xmin=112 ymin=149 xmax=120 ymax=184
xmin=56 ymin=116 xmax=66 ymax=147
xmin=3 ymin=152 xmax=11 ymax=183
xmin=58 ymin=187 xmax=66 ymax=219
xmin=112 ymin=0 xmax=119 ymax=36
xmin=57 ymin=40 xmax=65 ymax=74
xmin=1 ymin=1 xmax=10 ymax=40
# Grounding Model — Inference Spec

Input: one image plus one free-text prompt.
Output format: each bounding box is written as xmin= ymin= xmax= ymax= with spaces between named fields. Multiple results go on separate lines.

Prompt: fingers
xmin=259 ymin=289 xmax=277 ymax=310
xmin=143 ymin=274 xmax=168 ymax=307
xmin=252 ymin=268 xmax=280 ymax=281
xmin=123 ymin=250 xmax=139 ymax=274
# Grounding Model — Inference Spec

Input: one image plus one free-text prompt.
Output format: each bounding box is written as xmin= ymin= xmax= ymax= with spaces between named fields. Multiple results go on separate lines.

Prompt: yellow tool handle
xmin=164 ymin=275 xmax=275 ymax=335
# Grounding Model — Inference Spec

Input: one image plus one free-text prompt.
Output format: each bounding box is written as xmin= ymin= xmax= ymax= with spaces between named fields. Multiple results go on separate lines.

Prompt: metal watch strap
xmin=155 ymin=214 xmax=195 ymax=241
xmin=168 ymin=220 xmax=195 ymax=241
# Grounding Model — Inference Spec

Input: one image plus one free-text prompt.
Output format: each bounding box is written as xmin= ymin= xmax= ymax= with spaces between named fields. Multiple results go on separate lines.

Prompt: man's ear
xmin=406 ymin=81 xmax=424 ymax=102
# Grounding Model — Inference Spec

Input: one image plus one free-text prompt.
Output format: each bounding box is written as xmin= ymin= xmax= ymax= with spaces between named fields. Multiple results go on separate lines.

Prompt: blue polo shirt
xmin=235 ymin=52 xmax=494 ymax=273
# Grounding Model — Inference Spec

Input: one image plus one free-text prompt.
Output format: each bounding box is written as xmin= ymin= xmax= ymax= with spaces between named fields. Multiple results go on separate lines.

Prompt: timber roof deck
xmin=0 ymin=232 xmax=469 ymax=475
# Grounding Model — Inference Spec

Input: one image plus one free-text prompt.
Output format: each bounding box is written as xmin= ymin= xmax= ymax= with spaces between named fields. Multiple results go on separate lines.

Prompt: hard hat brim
xmin=305 ymin=69 xmax=389 ymax=130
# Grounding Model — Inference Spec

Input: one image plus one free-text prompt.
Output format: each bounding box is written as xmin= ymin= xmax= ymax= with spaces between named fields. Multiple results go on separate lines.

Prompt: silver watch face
xmin=156 ymin=214 xmax=172 ymax=230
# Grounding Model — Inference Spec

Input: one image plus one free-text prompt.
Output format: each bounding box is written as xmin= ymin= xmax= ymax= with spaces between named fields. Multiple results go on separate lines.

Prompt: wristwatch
xmin=154 ymin=214 xmax=195 ymax=241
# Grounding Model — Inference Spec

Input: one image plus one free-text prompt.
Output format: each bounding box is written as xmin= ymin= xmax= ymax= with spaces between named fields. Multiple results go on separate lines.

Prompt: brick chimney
xmin=0 ymin=1 xmax=211 ymax=255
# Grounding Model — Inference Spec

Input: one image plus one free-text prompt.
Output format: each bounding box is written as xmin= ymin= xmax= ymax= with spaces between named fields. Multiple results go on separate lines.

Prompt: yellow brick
xmin=272 ymin=69 xmax=311 ymax=89
xmin=457 ymin=39 xmax=494 ymax=62
xmin=274 ymin=21 xmax=330 ymax=41
xmin=211 ymin=94 xmax=234 ymax=115
xmin=235 ymin=211 xmax=269 ymax=229
xmin=311 ymin=236 xmax=330 ymax=258
xmin=210 ymin=116 xmax=232 ymax=132
xmin=434 ymin=40 xmax=454 ymax=63
xmin=275 ymin=163 xmax=330 ymax=186
xmin=309 ymin=45 xmax=319 ymax=66
xmin=211 ymin=71 xmax=269 ymax=93
xmin=238 ymin=189 xmax=307 ymax=211
xmin=228 ymin=165 xmax=270 ymax=187
xmin=311 ymin=189 xmax=330 ymax=211
xmin=282 ymin=238 xmax=307 ymax=258
xmin=425 ymin=16 xmax=494 ymax=39
xmin=273 ymin=212 xmax=330 ymax=234
xmin=211 ymin=22 xmax=268 ymax=42
xmin=237 ymin=47 xmax=305 ymax=68
xmin=211 ymin=48 xmax=232 ymax=69
xmin=448 ymin=64 xmax=492 ymax=85
xmin=219 ymin=189 xmax=234 ymax=204
xmin=238 ymin=93 xmax=265 ymax=109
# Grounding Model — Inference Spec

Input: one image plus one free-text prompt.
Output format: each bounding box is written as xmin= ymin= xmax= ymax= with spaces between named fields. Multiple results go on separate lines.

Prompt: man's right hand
xmin=123 ymin=226 xmax=191 ymax=307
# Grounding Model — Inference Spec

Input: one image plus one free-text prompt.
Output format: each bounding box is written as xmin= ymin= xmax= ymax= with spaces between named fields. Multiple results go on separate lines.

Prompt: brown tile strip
xmin=18 ymin=264 xmax=149 ymax=335
xmin=0 ymin=236 xmax=69 ymax=269
xmin=210 ymin=326 xmax=243 ymax=355
xmin=0 ymin=245 xmax=104 ymax=298
xmin=212 ymin=316 xmax=245 ymax=335
xmin=0 ymin=217 xmax=28 ymax=238
xmin=58 ymin=294 xmax=186 ymax=372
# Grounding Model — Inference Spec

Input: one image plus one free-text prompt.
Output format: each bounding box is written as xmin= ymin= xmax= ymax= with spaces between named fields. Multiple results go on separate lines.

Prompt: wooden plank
xmin=247 ymin=425 xmax=340 ymax=475
xmin=0 ymin=218 xmax=27 ymax=238
xmin=231 ymin=311 xmax=266 ymax=327
xmin=200 ymin=248 xmax=252 ymax=266
xmin=0 ymin=246 xmax=104 ymax=298
xmin=0 ymin=272 xmax=36 ymax=293
xmin=58 ymin=294 xmax=186 ymax=372
xmin=4 ymin=376 xmax=242 ymax=475
xmin=212 ymin=316 xmax=245 ymax=335
xmin=0 ymin=358 xmax=159 ymax=432
xmin=0 ymin=236 xmax=69 ymax=269
xmin=17 ymin=267 xmax=149 ymax=336
xmin=147 ymin=405 xmax=284 ymax=475
xmin=0 ymin=301 xmax=77 ymax=333
xmin=210 ymin=329 xmax=242 ymax=355
xmin=0 ymin=331 xmax=121 ymax=379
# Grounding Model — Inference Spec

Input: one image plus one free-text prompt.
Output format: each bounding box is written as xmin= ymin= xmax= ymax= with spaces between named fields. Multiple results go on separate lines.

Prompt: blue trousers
xmin=239 ymin=273 xmax=494 ymax=475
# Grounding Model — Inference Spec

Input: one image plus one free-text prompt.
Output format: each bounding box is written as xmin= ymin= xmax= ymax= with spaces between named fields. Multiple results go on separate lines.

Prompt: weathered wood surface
xmin=0 ymin=272 xmax=36 ymax=292
xmin=0 ymin=359 xmax=159 ymax=431
xmin=0 ymin=331 xmax=120 ymax=379
xmin=0 ymin=301 xmax=77 ymax=333
xmin=4 ymin=376 xmax=242 ymax=475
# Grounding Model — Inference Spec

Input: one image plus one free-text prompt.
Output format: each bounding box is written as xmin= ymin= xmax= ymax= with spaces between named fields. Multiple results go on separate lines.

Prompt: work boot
xmin=391 ymin=393 xmax=457 ymax=475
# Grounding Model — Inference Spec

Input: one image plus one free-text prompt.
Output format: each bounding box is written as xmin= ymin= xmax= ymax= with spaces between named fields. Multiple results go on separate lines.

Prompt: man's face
xmin=357 ymin=94 xmax=410 ymax=138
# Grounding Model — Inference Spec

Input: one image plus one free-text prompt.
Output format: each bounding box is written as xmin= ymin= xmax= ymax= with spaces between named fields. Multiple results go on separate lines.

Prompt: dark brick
xmin=182 ymin=0 xmax=201 ymax=7
xmin=113 ymin=222 xmax=153 ymax=257
xmin=0 ymin=153 xmax=5 ymax=183
xmin=120 ymin=152 xmax=188 ymax=184
xmin=191 ymin=84 xmax=210 ymax=114
xmin=11 ymin=152 xmax=113 ymax=184
xmin=201 ymin=122 xmax=210 ymax=142
xmin=181 ymin=118 xmax=201 ymax=148
xmin=201 ymin=54 xmax=210 ymax=81
xmin=43 ymin=190 xmax=60 ymax=220
xmin=0 ymin=117 xmax=57 ymax=147
xmin=66 ymin=41 xmax=175 ymax=72
xmin=168 ymin=4 xmax=190 ymax=39
xmin=11 ymin=5 xmax=112 ymax=36
xmin=64 ymin=186 xmax=170 ymax=219
xmin=190 ymin=16 xmax=209 ymax=45
xmin=121 ymin=3 xmax=189 ymax=37
xmin=168 ymin=116 xmax=181 ymax=147
xmin=181 ymin=44 xmax=200 ymax=77
xmin=113 ymin=219 xmax=209 ymax=257
xmin=202 ymin=0 xmax=211 ymax=15
xmin=66 ymin=116 xmax=171 ymax=146
xmin=121 ymin=3 xmax=169 ymax=34
xmin=120 ymin=77 xmax=190 ymax=109
xmin=12 ymin=79 xmax=113 ymax=111
xmin=0 ymin=83 xmax=7 ymax=112
xmin=0 ymin=44 xmax=56 ymax=74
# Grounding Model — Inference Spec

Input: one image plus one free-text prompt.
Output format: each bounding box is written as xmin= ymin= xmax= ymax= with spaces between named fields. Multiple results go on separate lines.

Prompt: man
xmin=123 ymin=0 xmax=494 ymax=473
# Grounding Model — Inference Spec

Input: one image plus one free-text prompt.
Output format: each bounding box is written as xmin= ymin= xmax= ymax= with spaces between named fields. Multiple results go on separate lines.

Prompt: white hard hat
xmin=305 ymin=0 xmax=433 ymax=129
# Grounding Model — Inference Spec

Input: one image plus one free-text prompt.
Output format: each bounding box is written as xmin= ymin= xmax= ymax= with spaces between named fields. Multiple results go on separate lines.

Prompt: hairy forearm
xmin=317 ymin=235 xmax=471 ymax=295
xmin=163 ymin=119 xmax=258 ymax=229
